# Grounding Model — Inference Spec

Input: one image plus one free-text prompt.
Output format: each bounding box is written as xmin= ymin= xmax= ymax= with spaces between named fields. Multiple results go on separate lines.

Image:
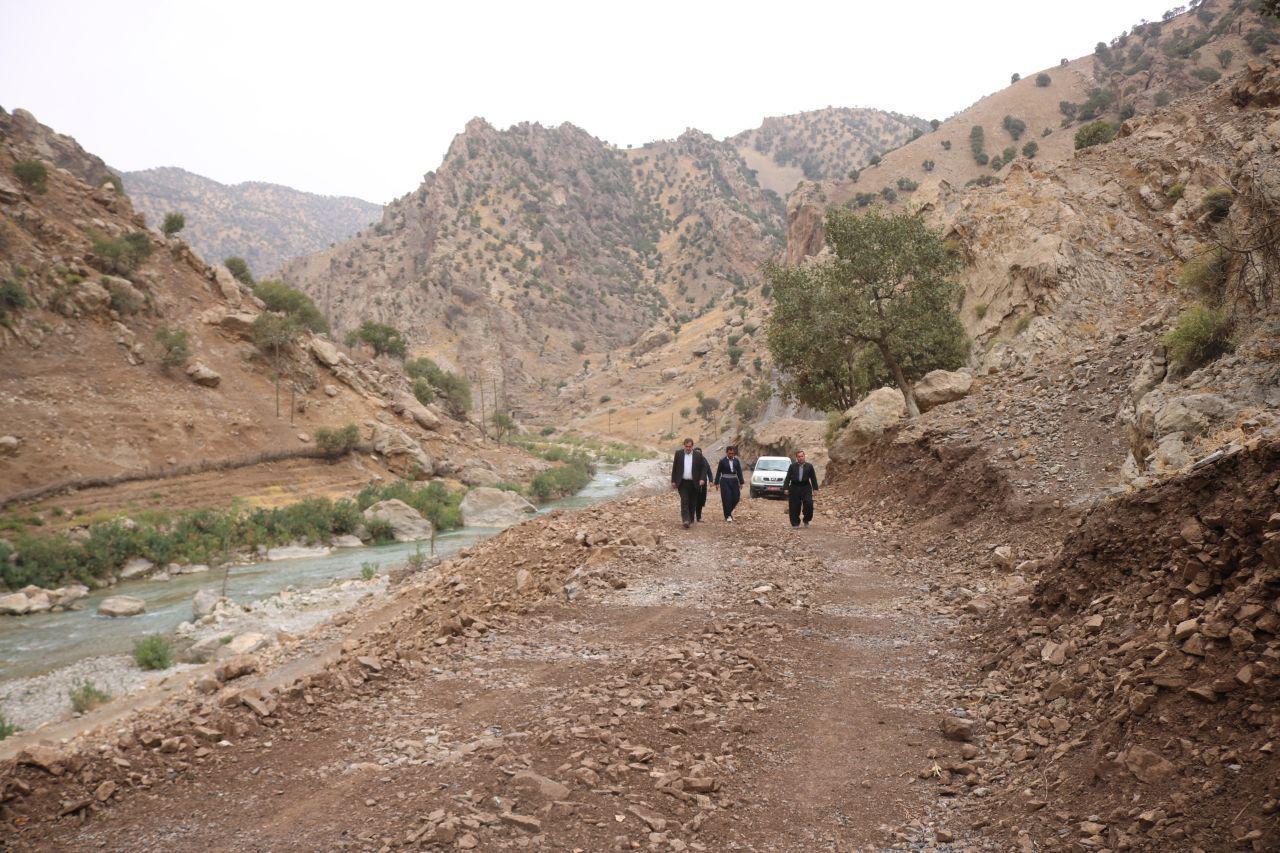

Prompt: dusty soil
xmin=1 ymin=493 xmax=976 ymax=851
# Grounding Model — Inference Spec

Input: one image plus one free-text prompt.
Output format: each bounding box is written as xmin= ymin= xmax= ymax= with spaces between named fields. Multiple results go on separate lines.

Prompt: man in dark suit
xmin=693 ymin=447 xmax=714 ymax=522
xmin=713 ymin=444 xmax=745 ymax=522
xmin=670 ymin=438 xmax=707 ymax=529
xmin=782 ymin=449 xmax=819 ymax=528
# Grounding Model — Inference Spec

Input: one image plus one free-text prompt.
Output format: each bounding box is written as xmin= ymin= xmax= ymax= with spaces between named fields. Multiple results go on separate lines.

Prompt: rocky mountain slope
xmin=0 ymin=109 xmax=530 ymax=515
xmin=122 ymin=167 xmax=381 ymax=277
xmin=280 ymin=119 xmax=785 ymax=406
xmin=786 ymin=0 xmax=1275 ymax=261
xmin=728 ymin=106 xmax=930 ymax=194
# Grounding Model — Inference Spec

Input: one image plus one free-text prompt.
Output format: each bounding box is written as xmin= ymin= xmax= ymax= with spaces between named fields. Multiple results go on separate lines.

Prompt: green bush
xmin=132 ymin=635 xmax=173 ymax=671
xmin=1166 ymin=183 xmax=1185 ymax=202
xmin=224 ymin=257 xmax=254 ymax=285
xmin=529 ymin=454 xmax=595 ymax=502
xmin=161 ymin=212 xmax=185 ymax=237
xmin=1154 ymin=90 xmax=1172 ymax=107
xmin=90 ymin=231 xmax=153 ymax=274
xmin=1164 ymin=304 xmax=1233 ymax=371
xmin=251 ymin=313 xmax=300 ymax=362
xmin=252 ymin=280 xmax=328 ymax=332
xmin=360 ymin=561 xmax=378 ymax=581
xmin=1059 ymin=100 xmax=1078 ymax=119
xmin=1199 ymin=187 xmax=1233 ymax=221
xmin=896 ymin=177 xmax=918 ymax=191
xmin=1192 ymin=66 xmax=1221 ymax=84
xmin=1035 ymin=73 xmax=1052 ymax=87
xmin=1021 ymin=141 xmax=1039 ymax=159
xmin=1002 ymin=115 xmax=1026 ymax=140
xmin=1 ymin=278 xmax=31 ymax=326
xmin=346 ymin=320 xmax=406 ymax=359
xmin=357 ymin=479 xmax=463 ymax=531
xmin=727 ymin=345 xmax=744 ymax=366
xmin=69 ymin=680 xmax=112 ymax=712
xmin=867 ymin=154 xmax=882 ymax=166
xmin=155 ymin=325 xmax=191 ymax=369
xmin=1216 ymin=49 xmax=1234 ymax=69
xmin=922 ymin=159 xmax=935 ymax=172
xmin=969 ymin=126 xmax=986 ymax=164
xmin=412 ymin=377 xmax=435 ymax=406
xmin=1177 ymin=247 xmax=1230 ymax=302
xmin=0 ymin=712 xmax=16 ymax=740
xmin=405 ymin=357 xmax=471 ymax=416
xmin=315 ymin=423 xmax=359 ymax=457
xmin=13 ymin=159 xmax=48 ymax=193
xmin=1074 ymin=121 xmax=1117 ymax=150
xmin=1010 ymin=72 xmax=1020 ymax=83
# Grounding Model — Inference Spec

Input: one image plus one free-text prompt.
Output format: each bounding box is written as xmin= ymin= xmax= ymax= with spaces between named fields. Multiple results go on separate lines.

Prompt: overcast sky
xmin=2 ymin=0 xmax=1178 ymax=203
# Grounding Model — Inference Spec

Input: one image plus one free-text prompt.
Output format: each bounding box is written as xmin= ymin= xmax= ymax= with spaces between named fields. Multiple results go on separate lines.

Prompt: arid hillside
xmin=280 ymin=120 xmax=785 ymax=408
xmin=123 ymin=167 xmax=381 ymax=277
xmin=0 ymin=109 xmax=531 ymax=513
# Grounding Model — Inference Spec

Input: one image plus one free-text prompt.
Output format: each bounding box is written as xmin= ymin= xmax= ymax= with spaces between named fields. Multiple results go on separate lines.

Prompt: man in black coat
xmin=693 ymin=447 xmax=714 ymax=522
xmin=782 ymin=449 xmax=819 ymax=528
xmin=670 ymin=438 xmax=707 ymax=529
xmin=713 ymin=444 xmax=745 ymax=522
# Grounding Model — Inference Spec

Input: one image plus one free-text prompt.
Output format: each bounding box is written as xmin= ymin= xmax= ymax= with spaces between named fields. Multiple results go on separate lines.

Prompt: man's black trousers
xmin=788 ymin=486 xmax=814 ymax=526
xmin=720 ymin=480 xmax=741 ymax=518
xmin=677 ymin=480 xmax=699 ymax=525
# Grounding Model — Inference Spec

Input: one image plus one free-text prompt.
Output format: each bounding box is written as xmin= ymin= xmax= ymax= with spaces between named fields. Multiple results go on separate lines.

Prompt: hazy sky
xmin=2 ymin=0 xmax=1178 ymax=203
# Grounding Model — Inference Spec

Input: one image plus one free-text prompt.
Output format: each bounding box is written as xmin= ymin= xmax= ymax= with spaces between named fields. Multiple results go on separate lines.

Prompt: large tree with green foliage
xmin=252 ymin=279 xmax=328 ymax=332
xmin=346 ymin=320 xmax=407 ymax=359
xmin=765 ymin=208 xmax=969 ymax=418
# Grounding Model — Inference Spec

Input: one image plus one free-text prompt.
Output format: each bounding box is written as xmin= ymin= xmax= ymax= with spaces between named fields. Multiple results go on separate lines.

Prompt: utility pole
xmin=479 ymin=382 xmax=487 ymax=443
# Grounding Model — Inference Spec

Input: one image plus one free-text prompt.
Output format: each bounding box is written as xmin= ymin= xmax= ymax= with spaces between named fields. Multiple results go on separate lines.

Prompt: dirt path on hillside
xmin=10 ymin=495 xmax=973 ymax=851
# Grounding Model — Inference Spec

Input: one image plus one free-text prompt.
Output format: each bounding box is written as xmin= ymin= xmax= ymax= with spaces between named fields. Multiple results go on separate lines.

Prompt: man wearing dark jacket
xmin=670 ymin=438 xmax=707 ymax=529
xmin=713 ymin=444 xmax=745 ymax=522
xmin=782 ymin=449 xmax=819 ymax=528
xmin=693 ymin=447 xmax=714 ymax=522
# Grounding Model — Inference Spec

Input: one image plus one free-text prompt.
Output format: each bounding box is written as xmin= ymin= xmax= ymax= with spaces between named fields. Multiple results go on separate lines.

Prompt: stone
xmin=915 ymin=369 xmax=974 ymax=412
xmin=992 ymin=546 xmax=1015 ymax=569
xmin=1123 ymin=745 xmax=1176 ymax=784
xmin=1040 ymin=641 xmax=1068 ymax=665
xmin=0 ymin=592 xmax=31 ymax=615
xmin=94 ymin=780 xmax=117 ymax=802
xmin=120 ymin=557 xmax=155 ymax=579
xmin=98 ymin=595 xmax=145 ymax=617
xmin=323 ymin=384 xmax=339 ymax=397
xmin=362 ymin=499 xmax=434 ymax=542
xmin=500 ymin=813 xmax=542 ymax=833
xmin=393 ymin=393 xmax=441 ymax=431
xmin=213 ymin=265 xmax=243 ymax=306
xmin=829 ymin=388 xmax=905 ymax=461
xmin=224 ymin=632 xmax=270 ymax=656
xmin=218 ymin=311 xmax=260 ymax=339
xmin=0 ymin=435 xmax=21 ymax=456
xmin=184 ymin=635 xmax=225 ymax=664
xmin=508 ymin=770 xmax=570 ymax=802
xmin=265 ymin=544 xmax=331 ymax=561
xmin=515 ymin=568 xmax=533 ymax=591
xmin=941 ymin=716 xmax=975 ymax=742
xmin=310 ymin=337 xmax=342 ymax=367
xmin=460 ymin=487 xmax=538 ymax=528
xmin=214 ymin=654 xmax=258 ymax=682
xmin=23 ymin=591 xmax=51 ymax=613
xmin=630 ymin=326 xmax=671 ymax=357
xmin=370 ymin=423 xmax=434 ymax=475
xmin=186 ymin=362 xmax=221 ymax=387
xmin=193 ymin=588 xmax=222 ymax=618
xmin=332 ymin=534 xmax=364 ymax=548
xmin=460 ymin=466 xmax=503 ymax=487
xmin=1153 ymin=393 xmax=1231 ymax=439
xmin=1173 ymin=618 xmax=1199 ymax=640
xmin=17 ymin=745 xmax=66 ymax=775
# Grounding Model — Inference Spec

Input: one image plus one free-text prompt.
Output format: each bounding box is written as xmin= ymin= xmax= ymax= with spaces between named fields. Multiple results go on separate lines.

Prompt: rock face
xmin=98 ymin=596 xmax=146 ymax=617
xmin=370 ymin=424 xmax=434 ymax=478
xmin=914 ymin=370 xmax=974 ymax=413
xmin=829 ymin=388 xmax=906 ymax=461
xmin=0 ymin=592 xmax=32 ymax=615
xmin=460 ymin=487 xmax=538 ymax=528
xmin=362 ymin=499 xmax=434 ymax=542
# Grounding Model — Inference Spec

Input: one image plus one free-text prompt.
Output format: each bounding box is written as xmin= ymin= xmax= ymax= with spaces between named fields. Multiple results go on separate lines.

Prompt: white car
xmin=749 ymin=456 xmax=792 ymax=499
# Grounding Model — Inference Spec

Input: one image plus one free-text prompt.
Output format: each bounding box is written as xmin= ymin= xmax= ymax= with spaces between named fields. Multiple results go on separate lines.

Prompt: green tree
xmin=223 ymin=256 xmax=254 ymax=286
xmin=1216 ymin=49 xmax=1234 ymax=68
xmin=1002 ymin=115 xmax=1027 ymax=140
xmin=346 ymin=320 xmax=406 ymax=359
xmin=12 ymin=160 xmax=48 ymax=193
xmin=491 ymin=411 xmax=515 ymax=443
xmin=161 ymin=212 xmax=185 ymax=237
xmin=406 ymin=357 xmax=471 ymax=416
xmin=1074 ymin=120 xmax=1117 ymax=150
xmin=764 ymin=209 xmax=968 ymax=418
xmin=251 ymin=313 xmax=300 ymax=364
xmin=252 ymin=279 xmax=328 ymax=331
xmin=1021 ymin=140 xmax=1039 ymax=159
xmin=155 ymin=325 xmax=191 ymax=370
xmin=1035 ymin=73 xmax=1052 ymax=87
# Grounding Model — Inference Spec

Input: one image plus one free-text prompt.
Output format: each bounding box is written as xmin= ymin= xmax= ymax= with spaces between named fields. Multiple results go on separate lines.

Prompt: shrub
xmin=1166 ymin=183 xmax=1185 ymax=202
xmin=1059 ymin=101 xmax=1079 ymax=119
xmin=13 ymin=159 xmax=48 ymax=193
xmin=696 ymin=395 xmax=720 ymax=418
xmin=1164 ymin=304 xmax=1233 ymax=371
xmin=106 ymin=278 xmax=143 ymax=315
xmin=539 ymin=426 xmax=556 ymax=436
xmin=974 ymin=301 xmax=988 ymax=319
xmin=1 ymin=278 xmax=31 ymax=326
xmin=571 ymin=338 xmax=586 ymax=354
xmin=679 ymin=407 xmax=691 ymax=419
xmin=1074 ymin=121 xmax=1117 ymax=150
xmin=357 ymin=479 xmax=463 ymax=531
xmin=69 ymin=680 xmax=112 ymax=713
xmin=1192 ymin=66 xmax=1221 ymax=84
xmin=363 ymin=517 xmax=395 ymax=544
xmin=1154 ymin=90 xmax=1172 ymax=107
xmin=1200 ymin=187 xmax=1233 ymax=221
xmin=412 ymin=377 xmax=435 ymax=405
xmin=1177 ymin=247 xmax=1230 ymax=301
xmin=405 ymin=357 xmax=471 ymax=416
xmin=346 ymin=320 xmax=406 ymax=358
xmin=922 ymin=159 xmax=935 ymax=172
xmin=896 ymin=177 xmax=918 ymax=192
xmin=360 ymin=561 xmax=378 ymax=581
xmin=161 ymin=212 xmax=185 ymax=237
xmin=880 ymin=186 xmax=897 ymax=202
xmin=599 ymin=394 xmax=612 ymax=403
xmin=941 ymin=140 xmax=951 ymax=150
xmin=1021 ymin=141 xmax=1039 ymax=159
xmin=969 ymin=126 xmax=986 ymax=163
xmin=847 ymin=168 xmax=860 ymax=182
xmin=223 ymin=257 xmax=254 ymax=285
xmin=867 ymin=154 xmax=882 ymax=166
xmin=989 ymin=156 xmax=1003 ymax=170
xmin=1036 ymin=73 xmax=1052 ymax=87
xmin=155 ymin=325 xmax=191 ymax=369
xmin=315 ymin=423 xmax=359 ymax=457
xmin=0 ymin=712 xmax=15 ymax=740
xmin=251 ymin=313 xmax=300 ymax=363
xmin=728 ymin=345 xmax=744 ymax=366
xmin=1010 ymin=72 xmax=1021 ymax=83
xmin=529 ymin=454 xmax=595 ymax=501
xmin=1002 ymin=115 xmax=1026 ymax=140
xmin=132 ymin=635 xmax=173 ymax=670
xmin=252 ymin=280 xmax=327 ymax=332
xmin=91 ymin=231 xmax=153 ymax=274
xmin=1001 ymin=146 xmax=1016 ymax=162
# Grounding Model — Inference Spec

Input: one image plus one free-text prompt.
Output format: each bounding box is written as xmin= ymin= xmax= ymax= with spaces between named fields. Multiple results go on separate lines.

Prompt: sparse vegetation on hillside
xmin=1 ymin=278 xmax=31 ymax=327
xmin=0 ymin=712 xmax=16 ymax=741
xmin=161 ymin=212 xmax=185 ymax=237
xmin=154 ymin=325 xmax=191 ymax=370
xmin=90 ymin=231 xmax=153 ymax=275
xmin=132 ymin=635 xmax=173 ymax=671
xmin=253 ymin=279 xmax=328 ymax=332
xmin=1002 ymin=115 xmax=1027 ymax=141
xmin=357 ymin=479 xmax=463 ymax=531
xmin=251 ymin=313 xmax=301 ymax=364
xmin=1022 ymin=141 xmax=1039 ymax=158
xmin=406 ymin=357 xmax=471 ymax=416
xmin=346 ymin=320 xmax=406 ymax=359
xmin=69 ymin=680 xmax=112 ymax=713
xmin=1199 ymin=187 xmax=1234 ymax=221
xmin=315 ymin=423 xmax=360 ymax=458
xmin=223 ymin=256 xmax=254 ymax=285
xmin=1164 ymin=303 xmax=1234 ymax=372
xmin=969 ymin=126 xmax=988 ymax=165
xmin=1035 ymin=73 xmax=1052 ymax=87
xmin=12 ymin=159 xmax=48 ymax=193
xmin=1074 ymin=120 xmax=1117 ymax=150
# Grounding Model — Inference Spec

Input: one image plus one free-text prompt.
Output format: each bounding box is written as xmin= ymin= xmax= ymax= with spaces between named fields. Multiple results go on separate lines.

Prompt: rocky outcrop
xmin=460 ymin=487 xmax=538 ymax=528
xmin=362 ymin=499 xmax=433 ymax=542
xmin=829 ymin=388 xmax=906 ymax=462
xmin=370 ymin=423 xmax=434 ymax=478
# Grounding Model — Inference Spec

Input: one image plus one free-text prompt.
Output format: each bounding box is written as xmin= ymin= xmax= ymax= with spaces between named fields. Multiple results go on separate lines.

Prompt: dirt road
xmin=9 ymin=492 xmax=971 ymax=851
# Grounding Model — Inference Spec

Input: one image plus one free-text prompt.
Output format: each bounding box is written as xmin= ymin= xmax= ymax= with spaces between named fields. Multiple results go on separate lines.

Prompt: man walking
xmin=670 ymin=438 xmax=707 ymax=529
xmin=693 ymin=447 xmax=714 ymax=522
xmin=713 ymin=444 xmax=745 ymax=522
xmin=782 ymin=449 xmax=819 ymax=528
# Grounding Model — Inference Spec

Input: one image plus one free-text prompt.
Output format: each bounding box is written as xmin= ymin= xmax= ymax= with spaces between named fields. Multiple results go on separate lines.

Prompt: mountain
xmin=728 ymin=106 xmax=930 ymax=194
xmin=122 ymin=167 xmax=382 ymax=276
xmin=280 ymin=119 xmax=785 ymax=404
xmin=0 ymin=108 xmax=527 ymax=514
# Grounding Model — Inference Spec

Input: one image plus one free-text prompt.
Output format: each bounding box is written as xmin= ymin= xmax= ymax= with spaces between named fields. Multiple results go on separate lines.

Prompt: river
xmin=0 ymin=466 xmax=637 ymax=685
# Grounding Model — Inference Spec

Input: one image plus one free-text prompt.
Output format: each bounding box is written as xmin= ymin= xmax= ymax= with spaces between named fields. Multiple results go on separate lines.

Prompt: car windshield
xmin=755 ymin=459 xmax=789 ymax=472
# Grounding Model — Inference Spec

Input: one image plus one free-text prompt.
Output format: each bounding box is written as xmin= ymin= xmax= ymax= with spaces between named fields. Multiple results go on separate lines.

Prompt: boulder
xmin=1123 ymin=745 xmax=1177 ymax=784
xmin=0 ymin=435 xmax=21 ymax=456
xmin=1153 ymin=393 xmax=1231 ymax=439
xmin=829 ymin=388 xmax=906 ymax=462
xmin=192 ymin=589 xmax=222 ymax=618
xmin=310 ymin=337 xmax=342 ymax=368
xmin=331 ymin=534 xmax=364 ymax=548
xmin=0 ymin=592 xmax=31 ymax=615
xmin=119 ymin=557 xmax=155 ymax=579
xmin=460 ymin=487 xmax=538 ymax=528
xmin=507 ymin=770 xmax=571 ymax=803
xmin=914 ymin=369 xmax=974 ymax=412
xmin=212 ymin=266 xmax=243 ymax=306
xmin=370 ymin=423 xmax=434 ymax=476
xmin=98 ymin=595 xmax=146 ymax=617
xmin=186 ymin=362 xmax=222 ymax=388
xmin=362 ymin=499 xmax=434 ymax=542
xmin=224 ymin=632 xmax=270 ymax=656
xmin=183 ymin=635 xmax=225 ymax=663
xmin=265 ymin=544 xmax=331 ymax=561
xmin=75 ymin=279 xmax=111 ymax=313
xmin=23 ymin=590 xmax=52 ymax=613
xmin=460 ymin=466 xmax=503 ymax=487
xmin=393 ymin=393 xmax=441 ymax=431
xmin=629 ymin=327 xmax=671 ymax=357
xmin=218 ymin=311 xmax=259 ymax=339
